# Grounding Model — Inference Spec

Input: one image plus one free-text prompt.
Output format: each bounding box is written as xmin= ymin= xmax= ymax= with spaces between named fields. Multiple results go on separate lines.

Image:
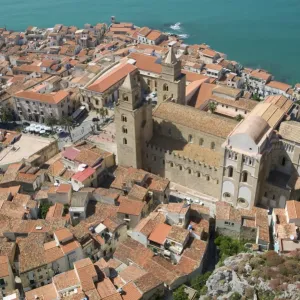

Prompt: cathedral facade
xmin=115 ymin=49 xmax=300 ymax=210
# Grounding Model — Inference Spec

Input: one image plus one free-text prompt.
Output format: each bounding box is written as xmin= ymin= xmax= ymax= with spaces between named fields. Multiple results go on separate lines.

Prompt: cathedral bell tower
xmin=157 ymin=47 xmax=186 ymax=105
xmin=115 ymin=70 xmax=153 ymax=169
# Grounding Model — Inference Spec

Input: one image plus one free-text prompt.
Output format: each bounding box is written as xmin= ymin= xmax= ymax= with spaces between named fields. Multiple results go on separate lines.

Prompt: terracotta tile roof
xmin=96 ymin=278 xmax=117 ymax=299
xmin=75 ymin=149 xmax=103 ymax=167
xmin=25 ymin=283 xmax=58 ymax=300
xmin=250 ymin=69 xmax=272 ymax=81
xmin=18 ymin=233 xmax=47 ymax=273
xmin=46 ymin=203 xmax=64 ymax=220
xmin=15 ymin=90 xmax=69 ymax=104
xmin=61 ymin=240 xmax=81 ymax=255
xmin=134 ymin=272 xmax=162 ymax=294
xmin=88 ymin=63 xmax=137 ymax=93
xmin=143 ymin=256 xmax=179 ymax=286
xmin=286 ymin=200 xmax=300 ymax=220
xmin=211 ymin=95 xmax=257 ymax=111
xmin=154 ymin=101 xmax=237 ymax=138
xmin=264 ymin=95 xmax=293 ymax=112
xmin=148 ymin=223 xmax=172 ymax=245
xmin=121 ymin=282 xmax=142 ymax=300
xmin=54 ymin=228 xmax=73 ymax=242
xmin=266 ymin=81 xmax=291 ymax=92
xmin=114 ymin=239 xmax=153 ymax=267
xmin=53 ymin=270 xmax=80 ymax=291
xmin=128 ymin=52 xmax=162 ymax=74
xmin=72 ymin=166 xmax=96 ymax=182
xmin=146 ymin=30 xmax=162 ymax=41
xmin=277 ymin=223 xmax=297 ymax=239
xmin=119 ymin=264 xmax=147 ymax=283
xmin=47 ymin=160 xmax=65 ymax=177
xmin=206 ymin=64 xmax=223 ymax=71
xmin=138 ymin=27 xmax=151 ymax=37
xmin=57 ymin=183 xmax=72 ymax=193
xmin=63 ymin=147 xmax=81 ymax=160
xmin=167 ymin=226 xmax=189 ymax=244
xmin=128 ymin=184 xmax=148 ymax=201
xmin=74 ymin=258 xmax=97 ymax=292
xmin=0 ymin=255 xmax=9 ymax=277
xmin=44 ymin=243 xmax=64 ymax=263
xmin=201 ymin=49 xmax=217 ymax=57
xmin=118 ymin=197 xmax=145 ymax=216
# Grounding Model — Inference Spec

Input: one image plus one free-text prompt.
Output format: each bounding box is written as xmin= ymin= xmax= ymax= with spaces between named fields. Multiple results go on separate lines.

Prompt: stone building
xmin=157 ymin=48 xmax=186 ymax=105
xmin=115 ymin=55 xmax=300 ymax=211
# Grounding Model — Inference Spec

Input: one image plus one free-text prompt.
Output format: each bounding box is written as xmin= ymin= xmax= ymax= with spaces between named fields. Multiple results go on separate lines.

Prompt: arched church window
xmin=122 ymin=126 xmax=128 ymax=134
xmin=211 ymin=142 xmax=215 ymax=150
xmin=121 ymin=115 xmax=127 ymax=122
xmin=241 ymin=171 xmax=248 ymax=183
xmin=123 ymin=95 xmax=128 ymax=101
xmin=199 ymin=138 xmax=204 ymax=146
xmin=227 ymin=166 xmax=233 ymax=178
xmin=281 ymin=157 xmax=286 ymax=166
xmin=123 ymin=138 xmax=127 ymax=145
xmin=188 ymin=134 xmax=193 ymax=143
xmin=163 ymin=83 xmax=169 ymax=91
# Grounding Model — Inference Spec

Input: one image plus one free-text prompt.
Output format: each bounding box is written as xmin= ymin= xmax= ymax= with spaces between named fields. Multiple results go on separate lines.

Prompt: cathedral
xmin=115 ymin=48 xmax=300 ymax=210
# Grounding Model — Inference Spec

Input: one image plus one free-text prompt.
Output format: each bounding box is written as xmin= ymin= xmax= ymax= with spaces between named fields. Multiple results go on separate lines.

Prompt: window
xmin=223 ymin=192 xmax=231 ymax=199
xmin=272 ymin=195 xmax=276 ymax=200
xmin=95 ymin=100 xmax=99 ymax=105
xmin=170 ymin=162 xmax=174 ymax=167
xmin=179 ymin=165 xmax=182 ymax=171
xmin=264 ymin=192 xmax=268 ymax=197
xmin=197 ymin=172 xmax=200 ymax=177
xmin=206 ymin=175 xmax=210 ymax=181
xmin=199 ymin=138 xmax=204 ymax=146
xmin=122 ymin=126 xmax=128 ymax=134
xmin=163 ymin=83 xmax=169 ymax=91
xmin=227 ymin=166 xmax=233 ymax=177
xmin=281 ymin=157 xmax=286 ymax=166
xmin=188 ymin=169 xmax=191 ymax=174
xmin=188 ymin=134 xmax=193 ymax=143
xmin=163 ymin=159 xmax=165 ymax=165
xmin=123 ymin=138 xmax=127 ymax=145
xmin=241 ymin=171 xmax=248 ymax=183
xmin=147 ymin=79 xmax=151 ymax=86
xmin=121 ymin=115 xmax=127 ymax=122
xmin=211 ymin=142 xmax=215 ymax=150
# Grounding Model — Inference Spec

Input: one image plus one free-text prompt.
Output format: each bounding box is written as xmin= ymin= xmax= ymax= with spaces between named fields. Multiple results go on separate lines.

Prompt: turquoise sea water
xmin=1 ymin=0 xmax=300 ymax=84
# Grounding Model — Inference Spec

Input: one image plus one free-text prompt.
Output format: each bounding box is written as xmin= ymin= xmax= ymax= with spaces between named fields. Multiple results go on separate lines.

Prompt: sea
xmin=1 ymin=0 xmax=300 ymax=84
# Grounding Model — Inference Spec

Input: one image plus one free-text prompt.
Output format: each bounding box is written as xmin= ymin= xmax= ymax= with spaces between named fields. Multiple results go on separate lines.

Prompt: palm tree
xmin=235 ymin=114 xmax=244 ymax=122
xmin=208 ymin=101 xmax=217 ymax=114
xmin=60 ymin=116 xmax=74 ymax=141
xmin=45 ymin=116 xmax=58 ymax=133
xmin=0 ymin=106 xmax=14 ymax=123
xmin=99 ymin=107 xmax=106 ymax=120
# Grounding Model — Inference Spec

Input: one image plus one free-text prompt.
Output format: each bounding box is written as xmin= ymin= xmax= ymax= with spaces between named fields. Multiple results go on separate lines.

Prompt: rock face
xmin=199 ymin=252 xmax=300 ymax=300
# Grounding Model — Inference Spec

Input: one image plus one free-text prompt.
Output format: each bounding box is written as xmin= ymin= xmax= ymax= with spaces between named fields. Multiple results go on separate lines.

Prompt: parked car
xmin=92 ymin=117 xmax=100 ymax=122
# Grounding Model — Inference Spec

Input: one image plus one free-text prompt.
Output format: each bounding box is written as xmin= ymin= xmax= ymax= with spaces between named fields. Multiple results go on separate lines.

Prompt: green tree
xmin=63 ymin=204 xmax=70 ymax=216
xmin=173 ymin=286 xmax=189 ymax=300
xmin=215 ymin=236 xmax=247 ymax=264
xmin=252 ymin=93 xmax=261 ymax=101
xmin=208 ymin=101 xmax=217 ymax=113
xmin=235 ymin=114 xmax=244 ymax=122
xmin=46 ymin=116 xmax=58 ymax=132
xmin=39 ymin=201 xmax=52 ymax=219
xmin=229 ymin=292 xmax=242 ymax=300
xmin=0 ymin=106 xmax=14 ymax=123
xmin=99 ymin=107 xmax=106 ymax=120
xmin=60 ymin=116 xmax=75 ymax=141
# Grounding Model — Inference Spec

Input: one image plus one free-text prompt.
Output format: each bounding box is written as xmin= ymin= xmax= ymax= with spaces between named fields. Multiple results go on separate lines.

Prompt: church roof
xmin=153 ymin=101 xmax=238 ymax=138
xmin=279 ymin=121 xmax=300 ymax=144
xmin=164 ymin=48 xmax=177 ymax=65
xmin=232 ymin=115 xmax=270 ymax=144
